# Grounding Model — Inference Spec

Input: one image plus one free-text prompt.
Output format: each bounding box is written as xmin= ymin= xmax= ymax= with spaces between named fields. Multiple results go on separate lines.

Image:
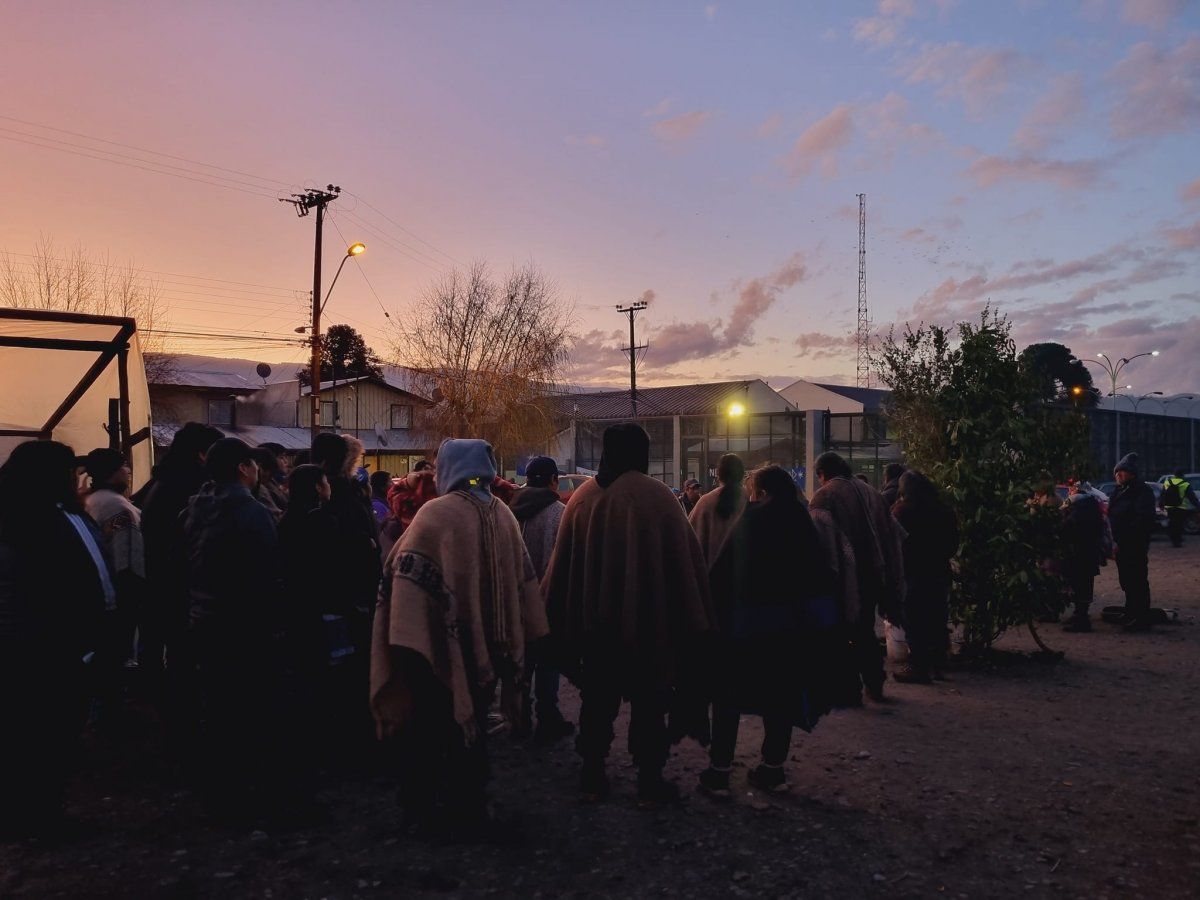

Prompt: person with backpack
xmin=1161 ymin=469 xmax=1199 ymax=549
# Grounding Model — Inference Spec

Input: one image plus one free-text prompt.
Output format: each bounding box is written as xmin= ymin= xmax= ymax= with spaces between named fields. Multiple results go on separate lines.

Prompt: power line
xmin=0 ymin=113 xmax=295 ymax=188
xmin=0 ymin=249 xmax=305 ymax=293
xmin=337 ymin=209 xmax=447 ymax=272
xmin=328 ymin=215 xmax=393 ymax=321
xmin=0 ymin=130 xmax=279 ymax=200
xmin=343 ymin=191 xmax=464 ymax=268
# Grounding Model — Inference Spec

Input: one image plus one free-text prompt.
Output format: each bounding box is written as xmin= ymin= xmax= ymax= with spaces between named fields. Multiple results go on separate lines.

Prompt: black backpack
xmin=1162 ymin=479 xmax=1183 ymax=507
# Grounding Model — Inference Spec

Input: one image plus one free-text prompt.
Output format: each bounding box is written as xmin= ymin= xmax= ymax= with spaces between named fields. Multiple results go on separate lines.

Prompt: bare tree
xmin=395 ymin=261 xmax=573 ymax=465
xmin=1 ymin=235 xmax=174 ymax=380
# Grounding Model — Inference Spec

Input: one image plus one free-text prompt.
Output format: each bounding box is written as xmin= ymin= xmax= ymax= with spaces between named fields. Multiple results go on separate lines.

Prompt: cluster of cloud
xmin=641 ymin=98 xmax=717 ymax=142
xmin=1109 ymin=36 xmax=1200 ymax=140
xmin=779 ymin=93 xmax=937 ymax=183
xmin=566 ymin=255 xmax=808 ymax=383
xmin=1121 ymin=0 xmax=1188 ymax=30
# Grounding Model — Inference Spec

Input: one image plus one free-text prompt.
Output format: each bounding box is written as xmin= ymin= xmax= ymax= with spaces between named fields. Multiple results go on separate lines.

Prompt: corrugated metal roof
xmin=811 ymin=383 xmax=890 ymax=412
xmin=153 ymin=421 xmax=435 ymax=452
xmin=155 ymin=370 xmax=260 ymax=391
xmin=556 ymin=381 xmax=757 ymax=419
xmin=298 ymin=367 xmax=430 ymax=401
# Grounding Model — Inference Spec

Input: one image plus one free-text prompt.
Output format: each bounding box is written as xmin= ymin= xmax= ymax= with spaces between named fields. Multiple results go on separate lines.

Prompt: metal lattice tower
xmin=856 ymin=192 xmax=870 ymax=389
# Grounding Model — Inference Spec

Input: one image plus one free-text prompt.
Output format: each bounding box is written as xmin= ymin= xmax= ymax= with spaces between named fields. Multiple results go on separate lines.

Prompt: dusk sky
xmin=4 ymin=0 xmax=1199 ymax=393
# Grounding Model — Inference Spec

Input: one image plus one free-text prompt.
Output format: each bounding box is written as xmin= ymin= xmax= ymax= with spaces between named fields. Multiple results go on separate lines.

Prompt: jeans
xmin=709 ymin=704 xmax=792 ymax=769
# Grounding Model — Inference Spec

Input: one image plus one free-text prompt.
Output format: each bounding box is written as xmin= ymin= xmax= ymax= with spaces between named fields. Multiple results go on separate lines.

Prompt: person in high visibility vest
xmin=1162 ymin=469 xmax=1199 ymax=549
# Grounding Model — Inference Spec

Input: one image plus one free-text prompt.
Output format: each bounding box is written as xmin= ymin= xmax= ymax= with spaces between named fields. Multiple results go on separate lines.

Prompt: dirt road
xmin=2 ymin=538 xmax=1197 ymax=898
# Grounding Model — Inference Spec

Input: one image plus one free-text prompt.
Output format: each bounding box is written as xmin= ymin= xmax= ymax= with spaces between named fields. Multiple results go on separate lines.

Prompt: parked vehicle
xmin=557 ymin=473 xmax=591 ymax=503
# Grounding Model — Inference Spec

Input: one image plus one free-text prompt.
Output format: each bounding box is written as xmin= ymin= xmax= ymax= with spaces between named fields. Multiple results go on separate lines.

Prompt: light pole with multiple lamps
xmin=1130 ymin=391 xmax=1164 ymax=412
xmin=1083 ymin=350 xmax=1160 ymax=465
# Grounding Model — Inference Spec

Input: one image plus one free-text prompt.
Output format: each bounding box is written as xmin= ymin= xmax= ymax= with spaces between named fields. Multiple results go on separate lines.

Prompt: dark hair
xmin=751 ymin=465 xmax=799 ymax=504
xmin=205 ymin=438 xmax=255 ymax=484
xmin=413 ymin=459 xmax=433 ymax=472
xmin=884 ymin=463 xmax=905 ymax=482
xmin=160 ymin=422 xmax=224 ymax=475
xmin=715 ymin=453 xmax=745 ymax=519
xmin=258 ymin=442 xmax=286 ymax=458
xmin=897 ymin=470 xmax=939 ymax=510
xmin=0 ymin=438 xmax=81 ymax=512
xmin=286 ymin=464 xmax=327 ymax=517
xmin=815 ymin=451 xmax=851 ymax=480
xmin=292 ymin=449 xmax=311 ymax=467
xmin=311 ymin=432 xmax=349 ymax=479
xmin=250 ymin=446 xmax=280 ymax=480
xmin=85 ymin=447 xmax=126 ymax=484
xmin=854 ymin=473 xmax=870 ymax=483
xmin=370 ymin=470 xmax=392 ymax=499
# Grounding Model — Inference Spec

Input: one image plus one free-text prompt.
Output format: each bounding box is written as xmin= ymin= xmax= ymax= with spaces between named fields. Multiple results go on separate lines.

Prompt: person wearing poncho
xmin=370 ymin=439 xmax=547 ymax=833
xmin=542 ymin=424 xmax=715 ymax=807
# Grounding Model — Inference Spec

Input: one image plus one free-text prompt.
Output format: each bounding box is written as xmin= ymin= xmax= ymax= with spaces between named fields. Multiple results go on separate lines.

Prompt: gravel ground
xmin=2 ymin=537 xmax=1198 ymax=899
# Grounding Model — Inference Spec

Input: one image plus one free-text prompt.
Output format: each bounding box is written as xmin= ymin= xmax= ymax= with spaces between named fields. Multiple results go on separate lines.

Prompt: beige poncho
xmin=687 ymin=486 xmax=747 ymax=569
xmin=370 ymin=490 xmax=548 ymax=743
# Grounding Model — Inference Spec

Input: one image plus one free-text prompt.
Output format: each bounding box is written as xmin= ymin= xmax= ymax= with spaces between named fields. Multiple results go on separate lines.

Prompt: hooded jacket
xmin=511 ymin=487 xmax=565 ymax=580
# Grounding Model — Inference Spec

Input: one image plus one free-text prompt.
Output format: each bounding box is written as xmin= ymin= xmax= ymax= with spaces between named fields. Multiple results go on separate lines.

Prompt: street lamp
xmin=1131 ymin=391 xmax=1164 ymax=413
xmin=1083 ymin=349 xmax=1160 ymax=464
xmin=728 ymin=402 xmax=746 ymax=417
xmin=307 ymin=241 xmax=365 ymax=441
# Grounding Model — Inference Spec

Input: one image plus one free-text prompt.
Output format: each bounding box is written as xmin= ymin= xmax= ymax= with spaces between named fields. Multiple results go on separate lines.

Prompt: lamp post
xmin=1083 ymin=349 xmax=1159 ymax=465
xmin=1131 ymin=391 xmax=1164 ymax=413
xmin=305 ymin=241 xmax=366 ymax=441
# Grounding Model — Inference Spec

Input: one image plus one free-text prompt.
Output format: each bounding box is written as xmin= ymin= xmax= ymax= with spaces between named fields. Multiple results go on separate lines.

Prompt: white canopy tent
xmin=0 ymin=308 xmax=153 ymax=490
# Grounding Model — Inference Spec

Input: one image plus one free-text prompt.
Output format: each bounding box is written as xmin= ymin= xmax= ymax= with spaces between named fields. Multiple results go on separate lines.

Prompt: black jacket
xmin=323 ymin=476 xmax=382 ymax=616
xmin=139 ymin=461 xmax=209 ymax=617
xmin=181 ymin=482 xmax=281 ymax=635
xmin=893 ymin=499 xmax=958 ymax=592
xmin=1107 ymin=479 xmax=1156 ymax=548
xmin=1062 ymin=494 xmax=1105 ymax=580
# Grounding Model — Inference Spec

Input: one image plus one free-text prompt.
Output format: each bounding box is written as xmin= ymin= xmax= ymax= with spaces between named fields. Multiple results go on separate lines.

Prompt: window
xmin=390 ymin=404 xmax=413 ymax=430
xmin=207 ymin=399 xmax=234 ymax=427
xmin=320 ymin=400 xmax=336 ymax=427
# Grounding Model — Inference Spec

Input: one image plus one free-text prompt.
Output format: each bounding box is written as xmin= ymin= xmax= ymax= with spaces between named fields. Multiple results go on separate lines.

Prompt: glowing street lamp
xmin=320 ymin=242 xmax=368 ymax=314
xmin=728 ymin=402 xmax=746 ymax=417
xmin=1084 ymin=349 xmax=1160 ymax=462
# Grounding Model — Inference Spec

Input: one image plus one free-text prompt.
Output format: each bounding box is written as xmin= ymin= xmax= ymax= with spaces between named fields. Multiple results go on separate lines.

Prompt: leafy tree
xmin=877 ymin=308 xmax=1092 ymax=653
xmin=1018 ymin=342 xmax=1096 ymax=405
xmin=298 ymin=323 xmax=383 ymax=386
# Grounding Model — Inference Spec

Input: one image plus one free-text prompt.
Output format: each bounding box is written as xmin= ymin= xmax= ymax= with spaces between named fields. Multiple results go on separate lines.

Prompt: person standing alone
xmin=1107 ymin=453 xmax=1157 ymax=631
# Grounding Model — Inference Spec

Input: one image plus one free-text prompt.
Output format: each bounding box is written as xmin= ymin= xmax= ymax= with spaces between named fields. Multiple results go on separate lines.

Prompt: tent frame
xmin=0 ymin=308 xmax=149 ymax=466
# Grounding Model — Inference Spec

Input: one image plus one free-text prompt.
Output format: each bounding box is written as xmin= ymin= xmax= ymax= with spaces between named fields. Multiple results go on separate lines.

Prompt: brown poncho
xmin=370 ymin=490 xmax=548 ymax=744
xmin=688 ymin=486 xmax=747 ymax=569
xmin=809 ymin=476 xmax=905 ymax=620
xmin=542 ymin=472 xmax=715 ymax=689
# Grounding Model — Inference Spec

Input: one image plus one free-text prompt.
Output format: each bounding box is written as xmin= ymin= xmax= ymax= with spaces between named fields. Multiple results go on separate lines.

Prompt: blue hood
xmin=435 ymin=439 xmax=497 ymax=501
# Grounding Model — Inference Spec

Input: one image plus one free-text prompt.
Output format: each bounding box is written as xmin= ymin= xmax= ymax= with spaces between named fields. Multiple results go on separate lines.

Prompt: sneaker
xmin=747 ymin=765 xmax=789 ymax=794
xmin=533 ymin=715 xmax=576 ymax=745
xmin=636 ymin=774 xmax=681 ymax=809
xmin=580 ymin=761 xmax=609 ymax=802
xmin=1062 ymin=619 xmax=1092 ymax=633
xmin=697 ymin=767 xmax=732 ymax=798
xmin=892 ymin=665 xmax=932 ymax=684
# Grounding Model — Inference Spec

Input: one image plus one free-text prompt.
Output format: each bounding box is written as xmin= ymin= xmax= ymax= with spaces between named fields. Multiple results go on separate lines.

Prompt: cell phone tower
xmin=856 ymin=192 xmax=870 ymax=389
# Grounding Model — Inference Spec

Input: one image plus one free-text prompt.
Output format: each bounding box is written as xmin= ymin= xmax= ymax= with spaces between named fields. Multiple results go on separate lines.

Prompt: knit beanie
xmin=1114 ymin=452 xmax=1139 ymax=477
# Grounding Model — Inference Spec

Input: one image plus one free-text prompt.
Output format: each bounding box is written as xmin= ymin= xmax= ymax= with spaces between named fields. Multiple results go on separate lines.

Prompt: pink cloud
xmin=966 ymin=153 xmax=1104 ymax=190
xmin=1109 ymin=37 xmax=1200 ymax=140
xmin=650 ymin=109 xmax=715 ymax=141
xmin=794 ymin=331 xmax=858 ymax=361
xmin=899 ymin=42 xmax=1025 ymax=118
xmin=900 ymin=227 xmax=937 ymax=245
xmin=646 ymin=254 xmax=808 ymax=366
xmin=1160 ymin=220 xmax=1200 ymax=250
xmin=756 ymin=113 xmax=783 ymax=139
xmin=642 ymin=98 xmax=672 ymax=118
xmin=1121 ymin=0 xmax=1186 ymax=29
xmin=779 ymin=105 xmax=854 ymax=182
xmin=1182 ymin=178 xmax=1200 ymax=203
xmin=853 ymin=0 xmax=918 ymax=48
xmin=1012 ymin=73 xmax=1087 ymax=152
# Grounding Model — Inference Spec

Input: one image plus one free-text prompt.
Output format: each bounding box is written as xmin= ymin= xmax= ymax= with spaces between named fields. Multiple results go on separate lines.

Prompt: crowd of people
xmin=0 ymin=424 xmax=1179 ymax=840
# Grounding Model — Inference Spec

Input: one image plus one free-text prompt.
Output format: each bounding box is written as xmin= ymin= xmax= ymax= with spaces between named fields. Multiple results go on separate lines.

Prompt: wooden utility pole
xmin=281 ymin=185 xmax=341 ymax=441
xmin=616 ymin=301 xmax=648 ymax=418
